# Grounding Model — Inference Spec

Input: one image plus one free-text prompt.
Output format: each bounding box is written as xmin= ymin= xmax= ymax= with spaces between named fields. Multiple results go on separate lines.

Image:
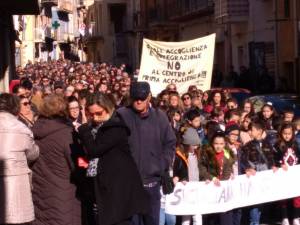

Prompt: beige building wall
xmin=20 ymin=16 xmax=36 ymax=66
xmin=231 ymin=0 xmax=275 ymax=73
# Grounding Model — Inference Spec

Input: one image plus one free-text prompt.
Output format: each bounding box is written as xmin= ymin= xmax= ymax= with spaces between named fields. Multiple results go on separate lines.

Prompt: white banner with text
xmin=165 ymin=165 xmax=300 ymax=215
xmin=138 ymin=34 xmax=216 ymax=96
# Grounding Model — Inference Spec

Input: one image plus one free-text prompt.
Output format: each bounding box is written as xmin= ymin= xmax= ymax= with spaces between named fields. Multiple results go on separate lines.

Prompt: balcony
xmin=215 ymin=0 xmax=249 ymax=23
xmin=41 ymin=0 xmax=58 ymax=7
xmin=34 ymin=26 xmax=52 ymax=42
xmin=148 ymin=5 xmax=177 ymax=29
xmin=168 ymin=0 xmax=214 ymax=21
xmin=85 ymin=22 xmax=104 ymax=42
xmin=148 ymin=6 xmax=167 ymax=24
xmin=34 ymin=28 xmax=45 ymax=42
xmin=58 ymin=0 xmax=73 ymax=13
xmin=55 ymin=28 xmax=69 ymax=42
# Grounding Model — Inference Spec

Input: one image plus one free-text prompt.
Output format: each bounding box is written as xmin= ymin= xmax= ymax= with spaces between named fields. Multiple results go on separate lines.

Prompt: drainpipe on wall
xmin=274 ymin=0 xmax=280 ymax=90
xmin=293 ymin=0 xmax=300 ymax=94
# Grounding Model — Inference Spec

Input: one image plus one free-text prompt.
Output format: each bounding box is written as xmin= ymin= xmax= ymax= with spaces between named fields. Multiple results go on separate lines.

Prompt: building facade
xmin=137 ymin=0 xmax=300 ymax=93
xmin=14 ymin=0 xmax=87 ymax=67
xmin=0 ymin=0 xmax=39 ymax=92
xmin=84 ymin=0 xmax=140 ymax=70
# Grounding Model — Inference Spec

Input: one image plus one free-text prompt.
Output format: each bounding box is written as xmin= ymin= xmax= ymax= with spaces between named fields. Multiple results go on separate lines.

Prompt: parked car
xmin=247 ymin=94 xmax=300 ymax=117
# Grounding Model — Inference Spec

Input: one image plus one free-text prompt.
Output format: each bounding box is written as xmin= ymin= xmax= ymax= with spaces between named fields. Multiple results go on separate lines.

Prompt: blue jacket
xmin=118 ymin=106 xmax=176 ymax=183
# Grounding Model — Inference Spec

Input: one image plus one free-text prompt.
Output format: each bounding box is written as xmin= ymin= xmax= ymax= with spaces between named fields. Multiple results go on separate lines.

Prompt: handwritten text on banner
xmin=165 ymin=165 xmax=300 ymax=215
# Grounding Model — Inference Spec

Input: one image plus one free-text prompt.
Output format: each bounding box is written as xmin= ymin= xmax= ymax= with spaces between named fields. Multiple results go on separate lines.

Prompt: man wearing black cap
xmin=118 ymin=81 xmax=176 ymax=225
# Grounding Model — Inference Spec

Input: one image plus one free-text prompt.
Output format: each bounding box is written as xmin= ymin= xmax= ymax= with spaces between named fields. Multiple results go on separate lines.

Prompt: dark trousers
xmin=132 ymin=182 xmax=161 ymax=225
xmin=220 ymin=211 xmax=233 ymax=225
xmin=114 ymin=218 xmax=133 ymax=225
xmin=281 ymin=197 xmax=300 ymax=219
xmin=203 ymin=210 xmax=233 ymax=225
xmin=232 ymin=208 xmax=242 ymax=225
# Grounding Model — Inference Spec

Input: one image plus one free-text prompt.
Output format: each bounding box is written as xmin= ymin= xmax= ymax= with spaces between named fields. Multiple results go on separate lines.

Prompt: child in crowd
xmin=274 ymin=123 xmax=300 ymax=225
xmin=226 ymin=97 xmax=239 ymax=110
xmin=294 ymin=119 xmax=300 ymax=153
xmin=173 ymin=127 xmax=202 ymax=225
xmin=239 ymin=113 xmax=253 ymax=145
xmin=199 ymin=132 xmax=235 ymax=225
xmin=260 ymin=103 xmax=280 ymax=131
xmin=241 ymin=120 xmax=275 ymax=225
xmin=210 ymin=107 xmax=225 ymax=131
xmin=185 ymin=109 xmax=205 ymax=143
xmin=225 ymin=108 xmax=241 ymax=124
xmin=282 ymin=108 xmax=295 ymax=123
xmin=225 ymin=122 xmax=242 ymax=225
xmin=167 ymin=108 xmax=182 ymax=133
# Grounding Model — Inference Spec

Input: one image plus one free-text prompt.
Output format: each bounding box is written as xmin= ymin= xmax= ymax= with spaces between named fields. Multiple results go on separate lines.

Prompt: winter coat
xmin=0 ymin=112 xmax=39 ymax=224
xmin=240 ymin=138 xmax=275 ymax=173
xmin=78 ymin=112 xmax=149 ymax=225
xmin=296 ymin=131 xmax=300 ymax=153
xmin=199 ymin=146 xmax=235 ymax=181
xmin=173 ymin=148 xmax=189 ymax=181
xmin=31 ymin=117 xmax=81 ymax=225
xmin=273 ymin=141 xmax=300 ymax=167
xmin=118 ymin=106 xmax=176 ymax=183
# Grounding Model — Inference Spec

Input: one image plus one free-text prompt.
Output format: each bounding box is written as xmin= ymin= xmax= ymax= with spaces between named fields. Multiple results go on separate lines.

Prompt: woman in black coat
xmin=78 ymin=93 xmax=149 ymax=225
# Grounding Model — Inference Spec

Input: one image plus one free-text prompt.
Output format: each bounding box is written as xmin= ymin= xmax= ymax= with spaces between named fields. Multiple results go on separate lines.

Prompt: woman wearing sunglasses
xmin=18 ymin=95 xmax=36 ymax=128
xmin=78 ymin=92 xmax=149 ymax=225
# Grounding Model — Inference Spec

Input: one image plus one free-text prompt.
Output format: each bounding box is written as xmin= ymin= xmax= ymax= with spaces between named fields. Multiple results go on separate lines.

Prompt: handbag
xmin=161 ymin=170 xmax=174 ymax=195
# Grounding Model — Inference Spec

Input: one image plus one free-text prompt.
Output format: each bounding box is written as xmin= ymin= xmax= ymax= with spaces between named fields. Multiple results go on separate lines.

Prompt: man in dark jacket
xmin=118 ymin=82 xmax=176 ymax=225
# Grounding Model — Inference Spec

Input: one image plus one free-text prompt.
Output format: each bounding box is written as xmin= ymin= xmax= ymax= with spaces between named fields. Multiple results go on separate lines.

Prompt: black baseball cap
xmin=130 ymin=82 xmax=150 ymax=100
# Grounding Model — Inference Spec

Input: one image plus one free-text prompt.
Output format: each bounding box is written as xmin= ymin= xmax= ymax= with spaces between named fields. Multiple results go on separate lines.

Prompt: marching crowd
xmin=1 ymin=59 xmax=300 ymax=225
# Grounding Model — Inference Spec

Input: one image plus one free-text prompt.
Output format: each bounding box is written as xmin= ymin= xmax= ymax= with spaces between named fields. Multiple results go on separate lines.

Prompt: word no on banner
xmin=138 ymin=34 xmax=216 ymax=96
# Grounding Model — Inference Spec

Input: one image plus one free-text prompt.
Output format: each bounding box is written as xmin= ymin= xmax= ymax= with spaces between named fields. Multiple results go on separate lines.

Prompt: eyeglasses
xmin=69 ymin=106 xmax=80 ymax=111
xmin=88 ymin=111 xmax=105 ymax=117
xmin=133 ymin=98 xmax=147 ymax=102
xmin=183 ymin=97 xmax=190 ymax=100
xmin=21 ymin=101 xmax=31 ymax=106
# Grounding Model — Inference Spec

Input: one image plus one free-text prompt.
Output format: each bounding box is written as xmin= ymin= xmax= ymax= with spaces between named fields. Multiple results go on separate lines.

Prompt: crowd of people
xmin=1 ymin=59 xmax=300 ymax=225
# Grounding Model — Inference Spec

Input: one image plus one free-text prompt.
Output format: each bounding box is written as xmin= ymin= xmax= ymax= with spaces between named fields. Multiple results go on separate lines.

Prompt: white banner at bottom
xmin=165 ymin=165 xmax=300 ymax=215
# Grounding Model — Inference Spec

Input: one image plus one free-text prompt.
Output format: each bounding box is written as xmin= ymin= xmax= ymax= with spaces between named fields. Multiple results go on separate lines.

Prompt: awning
xmin=0 ymin=0 xmax=39 ymax=15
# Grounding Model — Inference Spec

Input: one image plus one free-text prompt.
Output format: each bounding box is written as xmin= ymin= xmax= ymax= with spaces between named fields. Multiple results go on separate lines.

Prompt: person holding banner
xmin=173 ymin=127 xmax=202 ymax=225
xmin=199 ymin=131 xmax=236 ymax=225
xmin=273 ymin=123 xmax=300 ymax=225
xmin=240 ymin=120 xmax=275 ymax=225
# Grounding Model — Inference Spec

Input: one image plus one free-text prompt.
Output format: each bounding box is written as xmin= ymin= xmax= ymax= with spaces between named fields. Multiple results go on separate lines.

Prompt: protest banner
xmin=138 ymin=34 xmax=216 ymax=96
xmin=165 ymin=165 xmax=300 ymax=215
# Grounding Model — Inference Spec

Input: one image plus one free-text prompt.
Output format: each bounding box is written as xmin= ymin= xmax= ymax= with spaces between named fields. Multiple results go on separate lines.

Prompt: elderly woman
xmin=18 ymin=95 xmax=36 ymax=128
xmin=31 ymin=94 xmax=81 ymax=225
xmin=0 ymin=93 xmax=39 ymax=225
xmin=78 ymin=93 xmax=149 ymax=225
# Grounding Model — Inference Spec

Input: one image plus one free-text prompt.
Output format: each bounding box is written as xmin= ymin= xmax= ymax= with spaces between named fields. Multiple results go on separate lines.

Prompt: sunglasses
xmin=183 ymin=97 xmax=190 ymax=100
xmin=88 ymin=111 xmax=105 ymax=117
xmin=21 ymin=101 xmax=31 ymax=106
xmin=69 ymin=106 xmax=80 ymax=111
